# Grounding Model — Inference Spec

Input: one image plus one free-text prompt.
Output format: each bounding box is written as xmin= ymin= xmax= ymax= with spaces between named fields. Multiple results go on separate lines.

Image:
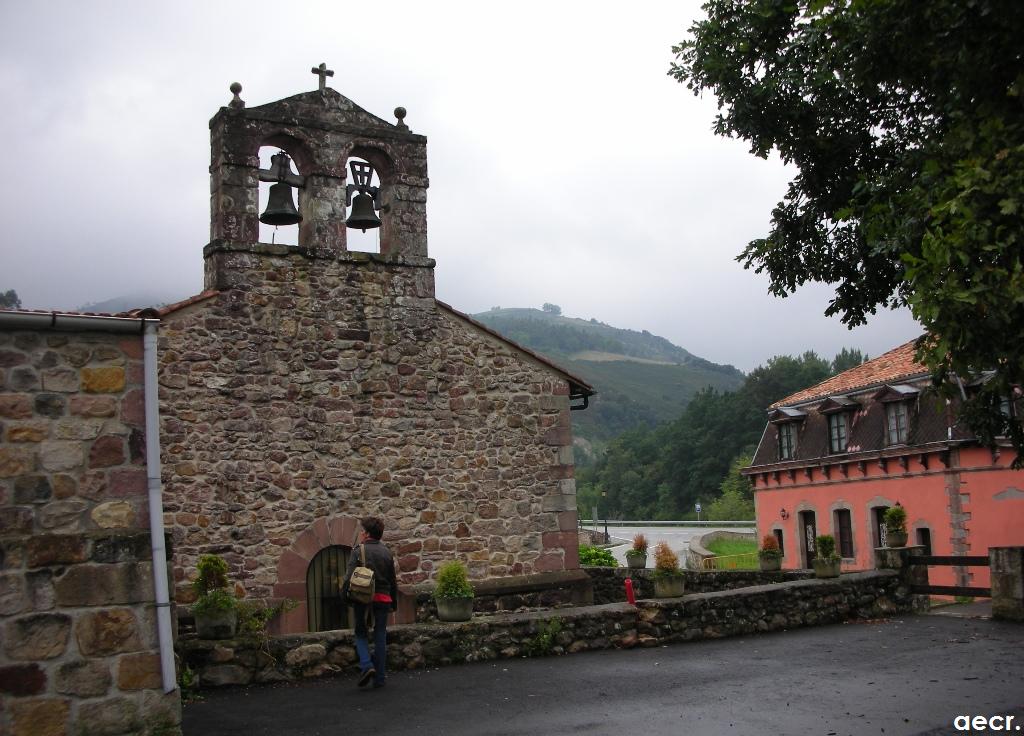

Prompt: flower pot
xmin=653 ymin=576 xmax=685 ymax=598
xmin=436 ymin=597 xmax=474 ymax=622
xmin=758 ymin=555 xmax=781 ymax=572
xmin=886 ymin=530 xmax=908 ymax=548
xmin=626 ymin=553 xmax=647 ymax=570
xmin=195 ymin=609 xmax=238 ymax=639
xmin=812 ymin=559 xmax=842 ymax=579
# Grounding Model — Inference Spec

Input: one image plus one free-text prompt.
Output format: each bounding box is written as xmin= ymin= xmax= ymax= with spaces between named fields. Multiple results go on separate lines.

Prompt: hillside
xmin=472 ymin=308 xmax=745 ymax=458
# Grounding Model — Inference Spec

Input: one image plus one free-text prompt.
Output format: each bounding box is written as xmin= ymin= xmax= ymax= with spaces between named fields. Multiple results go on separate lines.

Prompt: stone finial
xmin=394 ymin=106 xmax=408 ymax=130
xmin=229 ymin=82 xmax=245 ymax=109
xmin=311 ymin=63 xmax=334 ymax=93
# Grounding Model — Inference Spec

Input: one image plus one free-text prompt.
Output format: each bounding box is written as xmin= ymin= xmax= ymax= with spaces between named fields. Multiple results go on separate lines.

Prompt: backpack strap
xmin=360 ymin=544 xmax=367 ymax=566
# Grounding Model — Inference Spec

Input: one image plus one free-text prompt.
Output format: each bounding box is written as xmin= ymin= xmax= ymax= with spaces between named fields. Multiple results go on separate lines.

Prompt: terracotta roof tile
xmin=771 ymin=338 xmax=928 ymax=408
xmin=123 ymin=290 xmax=220 ymax=318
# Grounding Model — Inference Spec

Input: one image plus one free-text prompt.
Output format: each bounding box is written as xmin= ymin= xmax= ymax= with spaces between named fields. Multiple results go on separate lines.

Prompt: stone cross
xmin=311 ymin=63 xmax=334 ymax=92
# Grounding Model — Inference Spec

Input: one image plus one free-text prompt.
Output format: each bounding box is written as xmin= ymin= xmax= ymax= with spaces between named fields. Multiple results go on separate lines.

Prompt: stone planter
xmin=436 ymin=597 xmax=474 ymax=622
xmin=887 ymin=530 xmax=908 ymax=548
xmin=812 ymin=559 xmax=842 ymax=579
xmin=758 ymin=555 xmax=782 ymax=572
xmin=195 ymin=608 xmax=238 ymax=639
xmin=653 ymin=576 xmax=686 ymax=598
xmin=626 ymin=553 xmax=647 ymax=570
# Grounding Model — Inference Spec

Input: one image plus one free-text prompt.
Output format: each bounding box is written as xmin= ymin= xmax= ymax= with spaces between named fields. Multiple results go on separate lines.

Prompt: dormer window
xmin=779 ymin=423 xmax=796 ymax=460
xmin=828 ymin=413 xmax=849 ymax=453
xmin=873 ymin=384 xmax=918 ymax=447
xmin=886 ymin=402 xmax=909 ymax=444
xmin=819 ymin=395 xmax=857 ymax=454
xmin=769 ymin=406 xmax=806 ymax=461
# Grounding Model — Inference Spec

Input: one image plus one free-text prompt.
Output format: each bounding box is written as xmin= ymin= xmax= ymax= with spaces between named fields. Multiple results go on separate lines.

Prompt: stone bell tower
xmin=204 ymin=65 xmax=431 ymax=291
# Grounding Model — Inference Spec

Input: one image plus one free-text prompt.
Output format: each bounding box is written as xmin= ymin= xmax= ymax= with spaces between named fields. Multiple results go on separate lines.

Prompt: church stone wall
xmin=159 ymin=245 xmax=579 ymax=626
xmin=0 ymin=328 xmax=179 ymax=736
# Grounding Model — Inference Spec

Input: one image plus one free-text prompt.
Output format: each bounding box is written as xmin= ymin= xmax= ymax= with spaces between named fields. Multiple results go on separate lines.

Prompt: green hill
xmin=472 ymin=307 xmax=745 ymax=460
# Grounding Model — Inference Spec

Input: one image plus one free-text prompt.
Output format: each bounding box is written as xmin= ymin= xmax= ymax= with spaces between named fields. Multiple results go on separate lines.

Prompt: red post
xmin=625 ymin=577 xmax=636 ymax=605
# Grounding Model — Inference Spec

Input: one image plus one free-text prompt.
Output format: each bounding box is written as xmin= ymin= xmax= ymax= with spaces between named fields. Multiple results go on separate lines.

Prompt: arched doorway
xmin=306 ymin=545 xmax=351 ymax=632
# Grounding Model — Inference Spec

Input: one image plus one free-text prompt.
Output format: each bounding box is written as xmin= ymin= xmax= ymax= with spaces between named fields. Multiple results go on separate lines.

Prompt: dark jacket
xmin=341 ymin=538 xmax=398 ymax=610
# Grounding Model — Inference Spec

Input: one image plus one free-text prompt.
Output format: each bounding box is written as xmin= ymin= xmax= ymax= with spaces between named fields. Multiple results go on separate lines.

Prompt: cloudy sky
xmin=0 ymin=1 xmax=919 ymax=372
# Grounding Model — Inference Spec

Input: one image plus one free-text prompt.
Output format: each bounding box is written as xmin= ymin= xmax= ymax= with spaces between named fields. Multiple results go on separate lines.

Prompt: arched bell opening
xmin=257 ymin=145 xmax=304 ymax=246
xmin=346 ymin=144 xmax=397 ymax=255
xmin=344 ymin=156 xmax=382 ymax=254
xmin=306 ymin=545 xmax=352 ymax=632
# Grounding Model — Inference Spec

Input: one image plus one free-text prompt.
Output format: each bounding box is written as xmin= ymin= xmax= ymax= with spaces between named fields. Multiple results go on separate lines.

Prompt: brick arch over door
xmin=270 ymin=515 xmax=360 ymax=634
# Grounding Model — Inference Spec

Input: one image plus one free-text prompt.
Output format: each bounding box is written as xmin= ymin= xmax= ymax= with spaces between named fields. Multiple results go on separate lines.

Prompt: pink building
xmin=744 ymin=340 xmax=1024 ymax=590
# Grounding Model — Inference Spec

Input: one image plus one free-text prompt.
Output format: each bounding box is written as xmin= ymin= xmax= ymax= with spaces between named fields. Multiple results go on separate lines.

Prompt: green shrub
xmin=578 ymin=545 xmax=617 ymax=567
xmin=192 ymin=588 xmax=237 ymax=616
xmin=193 ymin=554 xmax=230 ymax=597
xmin=523 ymin=617 xmax=563 ymax=657
xmin=816 ymin=534 xmax=840 ymax=561
xmin=434 ymin=560 xmax=474 ymax=599
xmin=884 ymin=505 xmax=907 ymax=533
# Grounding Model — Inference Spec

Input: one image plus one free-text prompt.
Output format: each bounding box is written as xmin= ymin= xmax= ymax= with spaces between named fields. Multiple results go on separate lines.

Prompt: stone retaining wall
xmin=179 ymin=570 xmax=910 ymax=689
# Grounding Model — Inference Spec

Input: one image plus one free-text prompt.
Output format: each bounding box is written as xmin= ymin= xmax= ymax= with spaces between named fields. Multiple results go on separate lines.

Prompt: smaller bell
xmin=345 ymin=192 xmax=382 ymax=232
xmin=260 ymin=182 xmax=302 ymax=226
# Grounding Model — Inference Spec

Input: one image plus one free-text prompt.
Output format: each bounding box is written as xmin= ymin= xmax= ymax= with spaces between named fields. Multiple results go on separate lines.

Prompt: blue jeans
xmin=353 ymin=602 xmax=390 ymax=684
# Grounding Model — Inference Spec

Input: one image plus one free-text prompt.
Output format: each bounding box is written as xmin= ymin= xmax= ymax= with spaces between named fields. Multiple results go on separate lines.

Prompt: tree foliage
xmin=541 ymin=303 xmax=562 ymax=316
xmin=578 ymin=351 xmax=836 ymax=519
xmin=671 ymin=0 xmax=1024 ymax=462
xmin=0 ymin=290 xmax=21 ymax=309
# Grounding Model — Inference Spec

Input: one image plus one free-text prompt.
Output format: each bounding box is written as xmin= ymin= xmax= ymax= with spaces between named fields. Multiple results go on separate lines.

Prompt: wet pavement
xmin=183 ymin=614 xmax=1023 ymax=736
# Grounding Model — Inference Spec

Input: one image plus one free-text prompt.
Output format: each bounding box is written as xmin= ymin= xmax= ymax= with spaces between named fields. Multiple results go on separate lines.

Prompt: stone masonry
xmin=157 ymin=83 xmax=590 ymax=630
xmin=0 ymin=328 xmax=180 ymax=736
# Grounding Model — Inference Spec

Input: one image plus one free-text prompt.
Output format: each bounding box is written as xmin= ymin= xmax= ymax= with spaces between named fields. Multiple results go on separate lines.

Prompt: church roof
xmin=770 ymin=339 xmax=927 ymax=408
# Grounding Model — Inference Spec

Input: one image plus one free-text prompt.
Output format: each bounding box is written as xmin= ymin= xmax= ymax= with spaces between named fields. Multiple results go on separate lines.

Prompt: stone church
xmin=0 ymin=70 xmax=593 ymax=734
xmin=151 ymin=76 xmax=594 ymax=631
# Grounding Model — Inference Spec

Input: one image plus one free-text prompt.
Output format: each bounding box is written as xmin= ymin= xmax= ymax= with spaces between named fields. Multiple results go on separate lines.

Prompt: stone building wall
xmin=158 ymin=246 xmax=580 ymax=629
xmin=0 ymin=328 xmax=179 ymax=736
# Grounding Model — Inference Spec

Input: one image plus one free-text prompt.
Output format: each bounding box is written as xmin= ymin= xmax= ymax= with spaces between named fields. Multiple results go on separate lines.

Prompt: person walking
xmin=341 ymin=516 xmax=398 ymax=689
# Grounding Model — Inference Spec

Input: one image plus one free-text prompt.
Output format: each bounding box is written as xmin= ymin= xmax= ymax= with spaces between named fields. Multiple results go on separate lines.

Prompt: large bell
xmin=260 ymin=182 xmax=302 ymax=226
xmin=345 ymin=192 xmax=382 ymax=232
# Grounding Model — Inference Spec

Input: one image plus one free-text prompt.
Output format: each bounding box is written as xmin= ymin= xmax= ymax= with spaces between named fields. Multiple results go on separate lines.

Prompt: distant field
xmin=705 ymin=538 xmax=759 ymax=569
xmin=707 ymin=539 xmax=758 ymax=556
xmin=570 ymin=351 xmax=677 ymax=366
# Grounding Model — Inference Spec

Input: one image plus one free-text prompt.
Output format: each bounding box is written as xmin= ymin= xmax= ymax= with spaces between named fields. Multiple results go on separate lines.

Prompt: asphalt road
xmin=182 ymin=614 xmax=1023 ymax=736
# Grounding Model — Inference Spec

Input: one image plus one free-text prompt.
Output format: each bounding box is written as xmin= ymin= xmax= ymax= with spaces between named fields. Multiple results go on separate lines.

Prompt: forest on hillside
xmin=576 ymin=348 xmax=866 ymax=520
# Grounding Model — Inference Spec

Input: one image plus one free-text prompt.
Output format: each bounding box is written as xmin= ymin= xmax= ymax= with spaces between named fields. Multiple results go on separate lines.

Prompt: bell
xmin=345 ymin=192 xmax=382 ymax=232
xmin=260 ymin=182 xmax=302 ymax=226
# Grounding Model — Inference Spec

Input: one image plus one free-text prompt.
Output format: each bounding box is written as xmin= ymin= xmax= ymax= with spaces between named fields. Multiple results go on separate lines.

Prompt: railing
xmin=700 ymin=553 xmax=759 ymax=571
xmin=579 ymin=520 xmax=755 ymax=528
xmin=907 ymin=555 xmax=991 ymax=597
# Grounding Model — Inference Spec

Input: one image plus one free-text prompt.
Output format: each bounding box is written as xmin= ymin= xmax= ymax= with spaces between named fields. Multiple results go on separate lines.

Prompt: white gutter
xmin=0 ymin=311 xmax=176 ymax=692
xmin=143 ymin=322 xmax=176 ymax=693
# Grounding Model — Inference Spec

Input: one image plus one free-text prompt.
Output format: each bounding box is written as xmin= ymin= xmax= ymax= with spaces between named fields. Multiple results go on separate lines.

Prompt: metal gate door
xmin=306 ymin=545 xmax=351 ymax=632
xmin=801 ymin=511 xmax=817 ymax=568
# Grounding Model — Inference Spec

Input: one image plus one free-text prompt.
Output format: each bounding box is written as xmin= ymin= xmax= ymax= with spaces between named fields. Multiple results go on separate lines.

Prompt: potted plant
xmin=884 ymin=504 xmax=908 ymax=547
xmin=651 ymin=541 xmax=686 ymax=598
xmin=192 ymin=554 xmax=238 ymax=639
xmin=758 ymin=534 xmax=782 ymax=572
xmin=434 ymin=560 xmax=474 ymax=622
xmin=625 ymin=533 xmax=649 ymax=570
xmin=812 ymin=535 xmax=842 ymax=578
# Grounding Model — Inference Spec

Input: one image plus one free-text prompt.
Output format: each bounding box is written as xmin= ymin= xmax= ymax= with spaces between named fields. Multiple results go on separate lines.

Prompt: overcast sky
xmin=0 ymin=1 xmax=919 ymax=372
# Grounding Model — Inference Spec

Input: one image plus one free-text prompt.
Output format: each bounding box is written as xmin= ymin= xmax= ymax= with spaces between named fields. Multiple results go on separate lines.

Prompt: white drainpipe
xmin=0 ymin=311 xmax=176 ymax=692
xmin=143 ymin=321 xmax=177 ymax=693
